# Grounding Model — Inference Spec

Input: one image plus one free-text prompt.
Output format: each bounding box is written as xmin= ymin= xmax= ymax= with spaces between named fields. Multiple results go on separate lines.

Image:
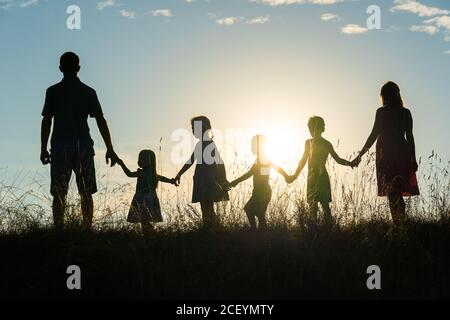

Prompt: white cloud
xmin=246 ymin=16 xmax=270 ymax=24
xmin=97 ymin=0 xmax=115 ymax=11
xmin=119 ymin=9 xmax=136 ymax=19
xmin=444 ymin=50 xmax=450 ymax=54
xmin=410 ymin=25 xmax=439 ymax=35
xmin=391 ymin=0 xmax=449 ymax=17
xmin=152 ymin=9 xmax=172 ymax=17
xmin=20 ymin=0 xmax=38 ymax=8
xmin=249 ymin=0 xmax=342 ymax=6
xmin=424 ymin=16 xmax=450 ymax=32
xmin=341 ymin=24 xmax=368 ymax=35
xmin=321 ymin=13 xmax=339 ymax=22
xmin=216 ymin=16 xmax=242 ymax=26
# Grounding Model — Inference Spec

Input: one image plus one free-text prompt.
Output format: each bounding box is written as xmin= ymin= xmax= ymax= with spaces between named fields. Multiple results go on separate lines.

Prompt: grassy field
xmin=0 ymin=220 xmax=448 ymax=300
xmin=0 ymin=153 xmax=448 ymax=299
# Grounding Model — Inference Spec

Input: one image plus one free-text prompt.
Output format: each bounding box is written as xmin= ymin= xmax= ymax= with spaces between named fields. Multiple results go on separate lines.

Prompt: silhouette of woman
xmin=175 ymin=116 xmax=229 ymax=228
xmin=353 ymin=81 xmax=420 ymax=225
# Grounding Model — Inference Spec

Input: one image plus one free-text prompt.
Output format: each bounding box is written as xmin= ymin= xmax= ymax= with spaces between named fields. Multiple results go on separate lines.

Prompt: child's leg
xmin=141 ymin=221 xmax=154 ymax=236
xmin=246 ymin=210 xmax=257 ymax=229
xmin=320 ymin=202 xmax=333 ymax=225
xmin=257 ymin=215 xmax=267 ymax=230
xmin=308 ymin=202 xmax=319 ymax=222
xmin=200 ymin=200 xmax=217 ymax=228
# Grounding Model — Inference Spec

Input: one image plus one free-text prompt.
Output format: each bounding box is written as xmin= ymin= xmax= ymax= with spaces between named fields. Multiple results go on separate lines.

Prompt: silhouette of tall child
xmin=175 ymin=116 xmax=229 ymax=228
xmin=287 ymin=116 xmax=355 ymax=224
xmin=228 ymin=135 xmax=289 ymax=230
xmin=118 ymin=150 xmax=177 ymax=234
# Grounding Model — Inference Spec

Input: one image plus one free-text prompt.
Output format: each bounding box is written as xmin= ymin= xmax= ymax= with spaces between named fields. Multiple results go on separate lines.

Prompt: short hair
xmin=251 ymin=134 xmax=268 ymax=157
xmin=191 ymin=115 xmax=212 ymax=133
xmin=60 ymin=52 xmax=80 ymax=73
xmin=308 ymin=116 xmax=325 ymax=134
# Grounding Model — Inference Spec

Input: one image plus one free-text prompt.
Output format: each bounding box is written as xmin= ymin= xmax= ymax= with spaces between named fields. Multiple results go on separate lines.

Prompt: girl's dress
xmin=127 ymin=168 xmax=163 ymax=223
xmin=374 ymin=106 xmax=420 ymax=196
xmin=307 ymin=138 xmax=332 ymax=204
xmin=244 ymin=163 xmax=272 ymax=217
xmin=192 ymin=140 xmax=230 ymax=203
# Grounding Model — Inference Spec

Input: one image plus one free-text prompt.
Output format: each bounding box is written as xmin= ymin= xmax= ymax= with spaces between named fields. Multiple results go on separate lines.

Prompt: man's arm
xmin=95 ymin=115 xmax=118 ymax=167
xmin=40 ymin=116 xmax=52 ymax=165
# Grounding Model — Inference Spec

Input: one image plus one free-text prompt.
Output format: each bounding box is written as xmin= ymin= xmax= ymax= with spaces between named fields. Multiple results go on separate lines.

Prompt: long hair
xmin=381 ymin=81 xmax=404 ymax=108
xmin=138 ymin=150 xmax=158 ymax=189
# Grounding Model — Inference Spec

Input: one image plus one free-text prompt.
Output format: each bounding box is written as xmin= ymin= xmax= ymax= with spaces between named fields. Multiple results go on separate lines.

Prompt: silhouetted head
xmin=59 ymin=52 xmax=80 ymax=76
xmin=138 ymin=150 xmax=158 ymax=188
xmin=191 ymin=116 xmax=212 ymax=140
xmin=251 ymin=134 xmax=270 ymax=164
xmin=381 ymin=81 xmax=403 ymax=108
xmin=138 ymin=149 xmax=156 ymax=169
xmin=308 ymin=116 xmax=325 ymax=138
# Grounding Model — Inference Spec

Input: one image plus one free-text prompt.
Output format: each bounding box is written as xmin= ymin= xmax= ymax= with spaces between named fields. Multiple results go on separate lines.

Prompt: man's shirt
xmin=42 ymin=76 xmax=103 ymax=151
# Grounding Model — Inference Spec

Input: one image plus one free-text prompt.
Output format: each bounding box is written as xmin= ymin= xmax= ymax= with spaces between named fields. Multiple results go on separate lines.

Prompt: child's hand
xmin=285 ymin=176 xmax=295 ymax=184
xmin=350 ymin=156 xmax=361 ymax=168
xmin=170 ymin=178 xmax=179 ymax=186
xmin=225 ymin=181 xmax=236 ymax=190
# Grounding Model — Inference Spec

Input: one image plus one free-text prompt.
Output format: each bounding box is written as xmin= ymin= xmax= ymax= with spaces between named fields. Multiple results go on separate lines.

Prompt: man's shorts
xmin=50 ymin=139 xmax=97 ymax=196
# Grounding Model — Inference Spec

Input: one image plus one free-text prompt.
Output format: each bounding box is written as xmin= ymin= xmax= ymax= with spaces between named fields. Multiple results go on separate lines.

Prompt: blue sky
xmin=0 ymin=0 xmax=449 ymax=189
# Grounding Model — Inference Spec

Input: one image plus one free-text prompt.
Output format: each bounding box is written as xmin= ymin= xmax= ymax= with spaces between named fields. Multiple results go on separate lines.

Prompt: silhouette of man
xmin=40 ymin=52 xmax=119 ymax=229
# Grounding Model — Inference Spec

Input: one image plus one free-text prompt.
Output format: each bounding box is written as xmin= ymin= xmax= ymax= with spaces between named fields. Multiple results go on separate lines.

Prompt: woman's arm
xmin=405 ymin=109 xmax=418 ymax=171
xmin=358 ymin=108 xmax=382 ymax=159
xmin=117 ymin=159 xmax=140 ymax=178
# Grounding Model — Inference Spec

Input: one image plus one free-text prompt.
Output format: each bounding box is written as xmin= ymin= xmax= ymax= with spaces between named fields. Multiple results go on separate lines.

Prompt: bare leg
xmin=245 ymin=210 xmax=257 ymax=230
xmin=200 ymin=201 xmax=217 ymax=228
xmin=388 ymin=176 xmax=406 ymax=226
xmin=321 ymin=202 xmax=333 ymax=225
xmin=308 ymin=202 xmax=319 ymax=223
xmin=141 ymin=221 xmax=154 ymax=236
xmin=258 ymin=215 xmax=267 ymax=230
xmin=52 ymin=192 xmax=66 ymax=230
xmin=80 ymin=193 xmax=94 ymax=229
xmin=388 ymin=194 xmax=406 ymax=226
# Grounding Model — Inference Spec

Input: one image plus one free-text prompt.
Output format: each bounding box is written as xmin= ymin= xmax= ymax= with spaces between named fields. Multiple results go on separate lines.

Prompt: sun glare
xmin=262 ymin=127 xmax=305 ymax=169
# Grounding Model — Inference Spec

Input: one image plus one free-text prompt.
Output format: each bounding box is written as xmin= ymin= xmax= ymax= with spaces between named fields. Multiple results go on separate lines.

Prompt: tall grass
xmin=0 ymin=151 xmax=448 ymax=233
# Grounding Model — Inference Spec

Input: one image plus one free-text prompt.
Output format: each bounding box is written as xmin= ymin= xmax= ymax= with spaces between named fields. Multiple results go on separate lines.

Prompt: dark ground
xmin=0 ymin=221 xmax=448 ymax=300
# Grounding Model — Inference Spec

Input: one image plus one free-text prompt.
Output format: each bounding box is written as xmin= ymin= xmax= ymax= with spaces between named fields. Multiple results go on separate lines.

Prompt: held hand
xmin=106 ymin=149 xmax=119 ymax=167
xmin=40 ymin=149 xmax=51 ymax=165
xmin=285 ymin=175 xmax=295 ymax=184
xmin=174 ymin=174 xmax=181 ymax=186
xmin=171 ymin=178 xmax=179 ymax=187
xmin=350 ymin=155 xmax=361 ymax=168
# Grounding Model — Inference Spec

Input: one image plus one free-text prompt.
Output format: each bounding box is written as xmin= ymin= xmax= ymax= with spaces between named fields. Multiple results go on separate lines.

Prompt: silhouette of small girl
xmin=287 ymin=116 xmax=355 ymax=224
xmin=175 ymin=116 xmax=229 ymax=228
xmin=118 ymin=150 xmax=177 ymax=234
xmin=228 ymin=135 xmax=289 ymax=230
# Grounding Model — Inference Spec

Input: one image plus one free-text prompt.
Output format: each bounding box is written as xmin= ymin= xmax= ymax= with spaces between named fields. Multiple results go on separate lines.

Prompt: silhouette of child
xmin=228 ymin=135 xmax=289 ymax=230
xmin=287 ymin=116 xmax=354 ymax=224
xmin=118 ymin=150 xmax=177 ymax=234
xmin=175 ymin=116 xmax=230 ymax=228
